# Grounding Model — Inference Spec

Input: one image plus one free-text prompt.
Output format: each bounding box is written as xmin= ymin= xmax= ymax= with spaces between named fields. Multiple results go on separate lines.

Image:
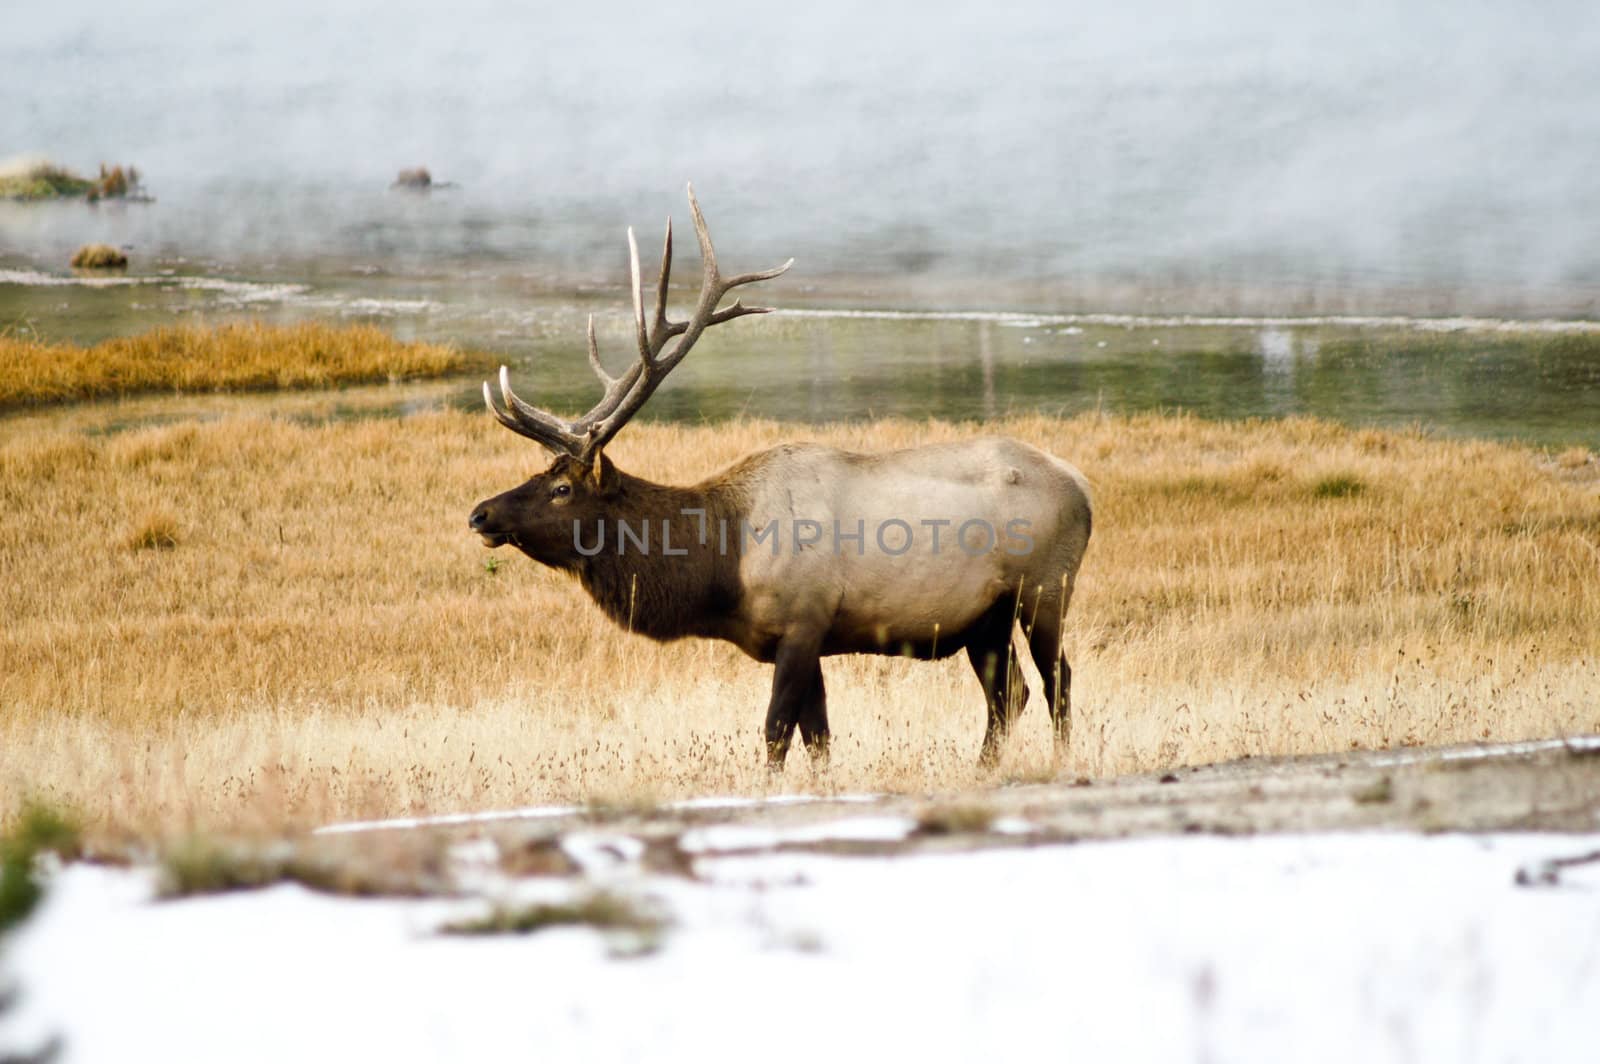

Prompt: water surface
xmin=4 ymin=270 xmax=1596 ymax=450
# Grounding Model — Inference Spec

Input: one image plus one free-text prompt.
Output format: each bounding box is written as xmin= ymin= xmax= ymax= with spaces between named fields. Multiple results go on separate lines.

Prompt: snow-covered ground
xmin=4 ymin=830 xmax=1599 ymax=1063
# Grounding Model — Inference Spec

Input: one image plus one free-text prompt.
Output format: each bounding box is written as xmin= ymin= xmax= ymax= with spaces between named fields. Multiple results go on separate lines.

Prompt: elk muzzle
xmin=468 ymin=502 xmax=512 ymax=548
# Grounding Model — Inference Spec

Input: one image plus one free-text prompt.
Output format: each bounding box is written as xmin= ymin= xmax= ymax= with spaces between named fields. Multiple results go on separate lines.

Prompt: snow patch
xmin=679 ymin=816 xmax=917 ymax=854
xmin=315 ymin=803 xmax=581 ymax=835
xmin=665 ymin=792 xmax=882 ymax=813
xmin=4 ymin=833 xmax=1600 ymax=1062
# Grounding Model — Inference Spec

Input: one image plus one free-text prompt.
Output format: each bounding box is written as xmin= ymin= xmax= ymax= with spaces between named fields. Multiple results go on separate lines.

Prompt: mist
xmin=4 ymin=0 xmax=1598 ymax=309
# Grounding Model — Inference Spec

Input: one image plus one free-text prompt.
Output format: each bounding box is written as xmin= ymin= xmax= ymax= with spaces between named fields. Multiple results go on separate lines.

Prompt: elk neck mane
xmin=571 ymin=466 xmax=751 ymax=642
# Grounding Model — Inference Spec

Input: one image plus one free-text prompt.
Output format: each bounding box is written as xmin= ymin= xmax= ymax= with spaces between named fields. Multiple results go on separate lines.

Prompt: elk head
xmin=468 ymin=185 xmax=792 ymax=566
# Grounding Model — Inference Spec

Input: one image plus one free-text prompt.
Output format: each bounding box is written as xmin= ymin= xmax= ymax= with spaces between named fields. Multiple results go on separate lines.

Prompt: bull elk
xmin=469 ymin=185 xmax=1092 ymax=768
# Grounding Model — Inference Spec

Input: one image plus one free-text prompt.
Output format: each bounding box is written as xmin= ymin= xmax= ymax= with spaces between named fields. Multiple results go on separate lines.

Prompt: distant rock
xmin=71 ymin=244 xmax=129 ymax=269
xmin=392 ymin=167 xmax=433 ymax=191
xmin=390 ymin=167 xmax=458 ymax=193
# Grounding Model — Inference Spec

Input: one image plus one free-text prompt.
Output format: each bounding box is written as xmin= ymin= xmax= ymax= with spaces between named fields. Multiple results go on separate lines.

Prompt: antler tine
xmin=584 ymin=185 xmax=793 ymax=439
xmin=683 ymin=183 xmax=791 ymax=304
xmin=500 ymin=366 xmax=568 ymax=434
xmin=627 ymin=226 xmax=650 ymax=365
xmin=482 ymin=380 xmax=520 ymax=433
xmin=585 ymin=314 xmax=616 ymax=389
xmin=649 ymin=183 xmax=791 ymax=369
xmin=724 ymin=257 xmax=797 ymax=292
xmin=483 ymin=370 xmax=580 ymax=455
xmin=649 ymin=218 xmax=683 ymax=348
xmin=502 ymin=366 xmax=591 ymax=452
xmin=686 ymin=182 xmax=721 ymax=308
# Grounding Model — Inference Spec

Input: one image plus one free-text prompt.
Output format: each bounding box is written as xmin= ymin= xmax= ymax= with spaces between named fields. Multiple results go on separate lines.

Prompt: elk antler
xmin=484 ymin=184 xmax=793 ymax=462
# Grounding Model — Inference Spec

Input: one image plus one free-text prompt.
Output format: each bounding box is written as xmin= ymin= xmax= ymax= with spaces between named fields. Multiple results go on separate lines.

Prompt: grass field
xmin=3 ymin=372 xmax=1596 ymax=837
xmin=0 ymin=322 xmax=466 ymax=409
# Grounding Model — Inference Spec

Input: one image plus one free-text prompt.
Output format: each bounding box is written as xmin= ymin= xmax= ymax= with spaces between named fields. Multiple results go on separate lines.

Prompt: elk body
xmin=469 ymin=186 xmax=1092 ymax=768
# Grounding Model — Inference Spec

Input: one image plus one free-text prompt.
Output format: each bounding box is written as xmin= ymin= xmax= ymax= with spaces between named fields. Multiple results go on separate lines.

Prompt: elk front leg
xmin=966 ymin=599 xmax=1029 ymax=768
xmin=765 ymin=636 xmax=826 ymax=770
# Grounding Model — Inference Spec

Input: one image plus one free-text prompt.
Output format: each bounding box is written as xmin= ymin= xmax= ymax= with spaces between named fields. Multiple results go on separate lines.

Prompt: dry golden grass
xmin=2 ymin=405 xmax=1597 ymax=836
xmin=0 ymin=322 xmax=465 ymax=409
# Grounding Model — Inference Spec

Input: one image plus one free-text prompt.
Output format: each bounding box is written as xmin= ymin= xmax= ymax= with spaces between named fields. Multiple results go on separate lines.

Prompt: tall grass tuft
xmin=1 ymin=803 xmax=81 ymax=932
xmin=1311 ymin=473 xmax=1366 ymax=499
xmin=442 ymin=892 xmax=663 ymax=936
xmin=126 ymin=511 xmax=181 ymax=551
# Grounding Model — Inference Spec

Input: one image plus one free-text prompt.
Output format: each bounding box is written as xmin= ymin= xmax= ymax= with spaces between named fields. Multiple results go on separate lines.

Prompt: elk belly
xmin=832 ymin=546 xmax=1012 ymax=650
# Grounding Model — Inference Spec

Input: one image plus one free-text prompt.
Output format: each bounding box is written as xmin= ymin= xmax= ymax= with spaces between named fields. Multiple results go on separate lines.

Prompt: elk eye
xmin=552 ymin=484 xmax=571 ymax=499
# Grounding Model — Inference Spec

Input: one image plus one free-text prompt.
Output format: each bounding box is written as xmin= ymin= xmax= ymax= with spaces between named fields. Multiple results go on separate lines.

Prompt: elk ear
xmin=583 ymin=451 xmax=617 ymax=492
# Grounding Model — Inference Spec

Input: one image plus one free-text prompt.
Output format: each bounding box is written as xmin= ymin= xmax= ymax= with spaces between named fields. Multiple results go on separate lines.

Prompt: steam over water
xmin=5 ymin=1 xmax=1600 ymax=446
xmin=5 ymin=0 xmax=1599 ymax=310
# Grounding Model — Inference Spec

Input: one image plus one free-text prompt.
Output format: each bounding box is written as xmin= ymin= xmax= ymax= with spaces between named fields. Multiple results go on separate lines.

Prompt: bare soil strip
xmin=251 ymin=737 xmax=1600 ymax=895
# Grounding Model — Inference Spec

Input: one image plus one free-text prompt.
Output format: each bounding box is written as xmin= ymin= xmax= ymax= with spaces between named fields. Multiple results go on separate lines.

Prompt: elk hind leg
xmin=796 ymin=673 xmax=831 ymax=767
xmin=1022 ymin=583 xmax=1074 ymax=756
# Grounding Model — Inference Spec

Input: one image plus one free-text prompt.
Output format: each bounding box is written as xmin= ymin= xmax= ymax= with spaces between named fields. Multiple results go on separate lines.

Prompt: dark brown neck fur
xmin=573 ymin=471 xmax=746 ymax=642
